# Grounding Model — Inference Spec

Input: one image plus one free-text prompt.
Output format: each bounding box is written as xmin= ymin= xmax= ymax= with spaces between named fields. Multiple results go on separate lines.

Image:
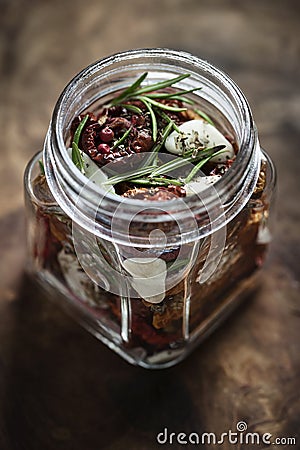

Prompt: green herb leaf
xmin=110 ymin=72 xmax=148 ymax=106
xmin=146 ymin=88 xmax=201 ymax=99
xmin=136 ymin=96 xmax=187 ymax=112
xmin=156 ymin=110 xmax=181 ymax=133
xmin=71 ymin=114 xmax=88 ymax=173
xmin=146 ymin=87 xmax=201 ymax=105
xmin=72 ymin=142 xmax=85 ymax=173
xmin=139 ymin=98 xmax=158 ymax=142
xmin=73 ymin=114 xmax=89 ymax=146
xmin=104 ymin=145 xmax=225 ymax=187
xmin=184 ymin=156 xmax=213 ymax=184
xmin=184 ymin=148 xmax=226 ymax=183
xmin=120 ymin=103 xmax=143 ymax=114
xmin=106 ymin=121 xmax=175 ymax=186
xmin=133 ymin=73 xmax=190 ymax=96
xmin=145 ymin=121 xmax=174 ymax=167
xmin=130 ymin=176 xmax=184 ymax=187
xmin=181 ymin=144 xmax=225 ymax=160
xmin=103 ymin=164 xmax=157 ymax=186
xmin=150 ymin=145 xmax=226 ymax=178
xmin=150 ymin=157 xmax=191 ymax=177
xmin=39 ymin=159 xmax=45 ymax=175
xmin=112 ymin=126 xmax=132 ymax=150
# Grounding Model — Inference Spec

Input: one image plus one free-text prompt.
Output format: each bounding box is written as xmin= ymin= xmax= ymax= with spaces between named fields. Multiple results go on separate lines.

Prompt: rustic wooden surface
xmin=1 ymin=0 xmax=300 ymax=448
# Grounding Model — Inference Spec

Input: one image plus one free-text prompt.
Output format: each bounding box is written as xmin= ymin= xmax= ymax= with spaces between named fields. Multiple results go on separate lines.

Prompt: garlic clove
xmin=185 ymin=174 xmax=222 ymax=195
xmin=122 ymin=257 xmax=167 ymax=304
xmin=165 ymin=119 xmax=234 ymax=163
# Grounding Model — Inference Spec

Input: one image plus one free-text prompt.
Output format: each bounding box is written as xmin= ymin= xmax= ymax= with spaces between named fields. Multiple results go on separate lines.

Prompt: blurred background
xmin=1 ymin=0 xmax=300 ymax=449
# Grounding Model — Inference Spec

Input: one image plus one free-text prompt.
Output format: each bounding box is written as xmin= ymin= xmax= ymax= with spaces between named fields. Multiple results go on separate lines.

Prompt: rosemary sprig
xmin=153 ymin=120 xmax=175 ymax=150
xmin=144 ymin=120 xmax=174 ymax=167
xmin=132 ymin=73 xmax=190 ymax=96
xmin=111 ymin=126 xmax=132 ymax=150
xmin=156 ymin=109 xmax=181 ymax=133
xmin=110 ymin=72 xmax=148 ymax=106
xmin=107 ymin=72 xmax=198 ymax=147
xmin=103 ymin=165 xmax=158 ymax=186
xmin=146 ymin=87 xmax=201 ymax=101
xmin=150 ymin=145 xmax=225 ymax=177
xmin=184 ymin=156 xmax=214 ymax=184
xmin=130 ymin=148 xmax=225 ymax=187
xmin=129 ymin=177 xmax=184 ymax=187
xmin=103 ymin=145 xmax=225 ymax=187
xmin=120 ymin=103 xmax=143 ymax=114
xmin=135 ymin=95 xmax=186 ymax=112
xmin=71 ymin=114 xmax=88 ymax=173
xmin=146 ymin=88 xmax=200 ymax=98
xmin=105 ymin=120 xmax=175 ymax=182
xmin=72 ymin=143 xmax=85 ymax=173
xmin=70 ymin=73 xmax=222 ymax=191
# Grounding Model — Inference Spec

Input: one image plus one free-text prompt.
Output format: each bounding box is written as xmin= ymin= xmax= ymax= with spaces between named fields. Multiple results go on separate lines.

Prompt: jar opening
xmin=44 ymin=48 xmax=260 ymax=246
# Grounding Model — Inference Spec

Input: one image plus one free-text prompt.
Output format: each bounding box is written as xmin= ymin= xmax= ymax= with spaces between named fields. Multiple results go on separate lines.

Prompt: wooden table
xmin=1 ymin=0 xmax=300 ymax=448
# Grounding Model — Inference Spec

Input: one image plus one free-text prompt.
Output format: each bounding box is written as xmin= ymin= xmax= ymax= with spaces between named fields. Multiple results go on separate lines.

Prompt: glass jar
xmin=24 ymin=49 xmax=276 ymax=369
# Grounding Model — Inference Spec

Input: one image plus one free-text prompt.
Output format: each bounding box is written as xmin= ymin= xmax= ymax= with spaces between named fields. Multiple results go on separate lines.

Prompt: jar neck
xmin=44 ymin=48 xmax=260 ymax=247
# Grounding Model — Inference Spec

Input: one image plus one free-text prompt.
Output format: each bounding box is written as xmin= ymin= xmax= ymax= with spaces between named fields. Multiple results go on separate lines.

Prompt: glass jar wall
xmin=24 ymin=49 xmax=276 ymax=368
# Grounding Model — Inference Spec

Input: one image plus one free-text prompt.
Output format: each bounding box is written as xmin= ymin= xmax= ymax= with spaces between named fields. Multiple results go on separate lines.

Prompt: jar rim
xmin=44 ymin=48 xmax=260 ymax=245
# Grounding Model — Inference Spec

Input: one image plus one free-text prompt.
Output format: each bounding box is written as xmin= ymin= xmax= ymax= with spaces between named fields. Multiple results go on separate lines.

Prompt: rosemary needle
xmin=136 ymin=96 xmax=187 ymax=112
xmin=71 ymin=115 xmax=88 ymax=173
xmin=139 ymin=99 xmax=158 ymax=142
xmin=184 ymin=148 xmax=226 ymax=183
xmin=73 ymin=115 xmax=88 ymax=147
xmin=130 ymin=177 xmax=184 ymax=187
xmin=111 ymin=127 xmax=132 ymax=150
xmin=103 ymin=165 xmax=157 ymax=185
xmin=72 ymin=142 xmax=85 ymax=173
xmin=120 ymin=103 xmax=143 ymax=114
xmin=39 ymin=160 xmax=45 ymax=176
xmin=110 ymin=72 xmax=148 ymax=106
xmin=133 ymin=73 xmax=190 ymax=96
